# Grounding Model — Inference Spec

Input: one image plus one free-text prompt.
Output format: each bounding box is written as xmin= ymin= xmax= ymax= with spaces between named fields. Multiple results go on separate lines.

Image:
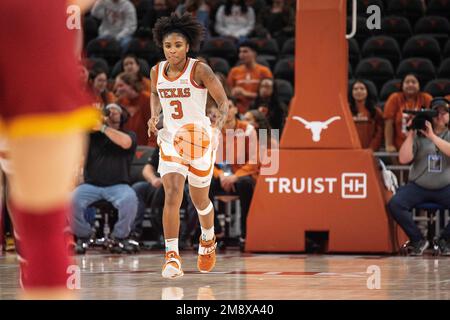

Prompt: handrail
xmin=346 ymin=0 xmax=357 ymax=39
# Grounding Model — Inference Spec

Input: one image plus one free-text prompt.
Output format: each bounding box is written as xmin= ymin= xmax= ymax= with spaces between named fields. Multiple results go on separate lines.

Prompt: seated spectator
xmin=89 ymin=69 xmax=117 ymax=109
xmin=91 ymin=0 xmax=137 ymax=51
xmin=227 ymin=41 xmax=273 ymax=115
xmin=122 ymin=54 xmax=151 ymax=93
xmin=255 ymin=0 xmax=294 ymax=43
xmin=115 ymin=72 xmax=156 ymax=146
xmin=72 ymin=103 xmax=138 ymax=253
xmin=384 ymin=73 xmax=433 ymax=152
xmin=388 ymin=98 xmax=450 ymax=256
xmin=214 ymin=0 xmax=255 ymax=41
xmin=349 ymin=80 xmax=384 ymax=151
xmin=251 ymin=77 xmax=286 ymax=133
xmin=176 ymin=0 xmax=211 ymax=37
xmin=210 ymin=99 xmax=258 ymax=250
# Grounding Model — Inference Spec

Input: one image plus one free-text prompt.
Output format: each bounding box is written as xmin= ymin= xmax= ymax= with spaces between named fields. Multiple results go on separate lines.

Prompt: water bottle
xmin=219 ymin=161 xmax=233 ymax=177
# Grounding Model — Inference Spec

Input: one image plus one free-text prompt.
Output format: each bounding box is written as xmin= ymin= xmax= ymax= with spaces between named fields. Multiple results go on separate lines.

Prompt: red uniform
xmin=0 ymin=0 xmax=97 ymax=137
xmin=0 ymin=0 xmax=98 ymax=290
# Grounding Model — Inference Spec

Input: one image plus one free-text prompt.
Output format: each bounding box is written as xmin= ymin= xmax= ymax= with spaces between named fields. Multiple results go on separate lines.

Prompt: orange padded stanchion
xmin=246 ymin=0 xmax=406 ymax=253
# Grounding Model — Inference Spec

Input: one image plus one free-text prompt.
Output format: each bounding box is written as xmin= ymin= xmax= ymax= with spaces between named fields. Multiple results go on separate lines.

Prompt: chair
xmin=208 ymin=57 xmax=230 ymax=76
xmin=379 ymin=78 xmax=402 ymax=102
xmin=126 ymin=38 xmax=160 ymax=67
xmin=280 ymin=37 xmax=295 ymax=58
xmin=249 ymin=38 xmax=279 ymax=67
xmin=84 ymin=57 xmax=110 ymax=75
xmin=347 ymin=0 xmax=384 ymax=16
xmin=355 ymin=57 xmax=394 ymax=91
xmin=88 ymin=200 xmax=118 ymax=244
xmin=348 ymin=38 xmax=360 ymax=70
xmin=423 ymin=79 xmax=450 ymax=98
xmin=110 ymin=58 xmax=150 ymax=78
xmin=396 ymin=57 xmax=436 ymax=88
xmin=426 ymin=0 xmax=450 ymax=18
xmin=200 ymin=37 xmax=237 ymax=63
xmin=438 ymin=58 xmax=450 ymax=79
xmin=130 ymin=146 xmax=155 ymax=185
xmin=86 ymin=37 xmax=122 ymax=67
xmin=413 ymin=202 xmax=447 ymax=244
xmin=387 ymin=0 xmax=425 ymax=25
xmin=414 ymin=16 xmax=450 ymax=48
xmin=362 ymin=36 xmax=401 ymax=68
xmin=402 ymin=35 xmax=441 ymax=67
xmin=274 ymin=57 xmax=295 ymax=84
xmin=380 ymin=16 xmax=413 ymax=47
xmin=214 ymin=195 xmax=241 ymax=244
xmin=275 ymin=79 xmax=294 ymax=105
xmin=444 ymin=39 xmax=450 ymax=58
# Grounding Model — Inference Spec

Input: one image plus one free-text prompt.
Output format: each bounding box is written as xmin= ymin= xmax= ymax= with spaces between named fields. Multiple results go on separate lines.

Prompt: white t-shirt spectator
xmin=91 ymin=0 xmax=137 ymax=41
xmin=214 ymin=4 xmax=255 ymax=38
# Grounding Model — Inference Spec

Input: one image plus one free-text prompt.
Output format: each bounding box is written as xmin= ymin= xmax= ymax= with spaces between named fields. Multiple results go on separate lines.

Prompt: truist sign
xmin=265 ymin=173 xmax=367 ymax=199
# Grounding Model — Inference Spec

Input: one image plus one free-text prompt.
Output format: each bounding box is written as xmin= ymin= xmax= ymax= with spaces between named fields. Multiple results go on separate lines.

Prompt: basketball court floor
xmin=1 ymin=249 xmax=449 ymax=300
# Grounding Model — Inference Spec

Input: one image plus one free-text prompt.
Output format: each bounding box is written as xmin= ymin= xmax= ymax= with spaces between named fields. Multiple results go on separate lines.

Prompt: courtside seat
xmin=423 ymin=79 xmax=450 ymax=98
xmin=426 ymin=0 xmax=450 ymax=18
xmin=86 ymin=37 xmax=122 ymax=67
xmin=84 ymin=57 xmax=110 ymax=75
xmin=126 ymin=38 xmax=160 ymax=67
xmin=208 ymin=57 xmax=230 ymax=76
xmin=379 ymin=79 xmax=402 ymax=102
xmin=348 ymin=38 xmax=360 ymax=70
xmin=387 ymin=0 xmax=425 ymax=25
xmin=362 ymin=36 xmax=402 ymax=68
xmin=274 ymin=57 xmax=295 ymax=84
xmin=249 ymin=38 xmax=279 ymax=67
xmin=379 ymin=15 xmax=413 ymax=47
xmin=438 ymin=58 xmax=450 ymax=78
xmin=200 ymin=37 xmax=237 ymax=63
xmin=275 ymin=79 xmax=294 ymax=105
xmin=414 ymin=16 xmax=450 ymax=48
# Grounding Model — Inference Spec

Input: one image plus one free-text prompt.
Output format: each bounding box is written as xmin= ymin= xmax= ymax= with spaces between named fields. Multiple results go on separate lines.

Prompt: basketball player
xmin=0 ymin=0 xmax=98 ymax=298
xmin=148 ymin=13 xmax=228 ymax=278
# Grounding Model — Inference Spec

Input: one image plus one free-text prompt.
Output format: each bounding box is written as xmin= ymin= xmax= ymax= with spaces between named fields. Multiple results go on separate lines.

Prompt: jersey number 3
xmin=170 ymin=100 xmax=183 ymax=119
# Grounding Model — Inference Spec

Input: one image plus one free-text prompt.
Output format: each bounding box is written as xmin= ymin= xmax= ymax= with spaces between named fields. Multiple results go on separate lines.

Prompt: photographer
xmin=388 ymin=98 xmax=450 ymax=256
xmin=72 ymin=103 xmax=138 ymax=253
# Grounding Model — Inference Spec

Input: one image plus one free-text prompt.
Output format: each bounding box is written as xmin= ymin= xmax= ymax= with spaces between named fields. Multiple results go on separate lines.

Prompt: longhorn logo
xmin=292 ymin=116 xmax=341 ymax=142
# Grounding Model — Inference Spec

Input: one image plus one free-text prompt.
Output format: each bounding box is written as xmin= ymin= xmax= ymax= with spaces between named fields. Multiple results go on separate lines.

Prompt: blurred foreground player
xmin=0 ymin=0 xmax=98 ymax=298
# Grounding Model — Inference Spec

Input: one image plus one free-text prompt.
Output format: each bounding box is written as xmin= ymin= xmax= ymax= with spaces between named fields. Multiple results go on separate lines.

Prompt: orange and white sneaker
xmin=197 ymin=236 xmax=217 ymax=273
xmin=162 ymin=251 xmax=184 ymax=279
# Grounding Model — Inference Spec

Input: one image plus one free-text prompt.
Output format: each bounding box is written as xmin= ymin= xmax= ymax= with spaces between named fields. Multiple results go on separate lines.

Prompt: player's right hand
xmin=148 ymin=116 xmax=159 ymax=137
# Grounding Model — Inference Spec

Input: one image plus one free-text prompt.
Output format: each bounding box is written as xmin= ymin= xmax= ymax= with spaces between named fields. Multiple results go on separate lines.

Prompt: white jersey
xmin=156 ymin=57 xmax=211 ymax=145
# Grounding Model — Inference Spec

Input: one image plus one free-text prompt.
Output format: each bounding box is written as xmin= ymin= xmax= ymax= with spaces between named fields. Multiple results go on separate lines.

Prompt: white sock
xmin=165 ymin=238 xmax=179 ymax=254
xmin=201 ymin=226 xmax=215 ymax=242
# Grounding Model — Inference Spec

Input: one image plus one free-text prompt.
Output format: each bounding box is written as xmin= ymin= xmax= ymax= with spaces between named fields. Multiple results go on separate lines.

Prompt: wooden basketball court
xmin=1 ymin=250 xmax=449 ymax=300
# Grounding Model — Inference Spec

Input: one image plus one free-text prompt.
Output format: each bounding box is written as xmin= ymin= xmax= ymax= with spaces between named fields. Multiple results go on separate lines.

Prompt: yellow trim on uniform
xmin=0 ymin=106 xmax=101 ymax=138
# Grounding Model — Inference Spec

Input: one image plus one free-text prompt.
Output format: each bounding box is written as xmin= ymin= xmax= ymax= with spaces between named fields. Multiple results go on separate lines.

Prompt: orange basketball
xmin=173 ymin=123 xmax=210 ymax=161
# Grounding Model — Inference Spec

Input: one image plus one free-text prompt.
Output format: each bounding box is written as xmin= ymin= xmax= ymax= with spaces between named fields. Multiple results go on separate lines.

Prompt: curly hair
xmin=152 ymin=13 xmax=205 ymax=52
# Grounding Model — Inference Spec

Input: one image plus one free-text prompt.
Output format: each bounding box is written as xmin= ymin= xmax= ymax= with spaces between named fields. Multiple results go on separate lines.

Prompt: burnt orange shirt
xmin=118 ymin=91 xmax=156 ymax=147
xmin=383 ymin=92 xmax=433 ymax=149
xmin=142 ymin=77 xmax=151 ymax=93
xmin=93 ymin=91 xmax=116 ymax=109
xmin=445 ymin=95 xmax=450 ymax=101
xmin=213 ymin=120 xmax=259 ymax=180
xmin=227 ymin=63 xmax=273 ymax=114
xmin=352 ymin=105 xmax=384 ymax=151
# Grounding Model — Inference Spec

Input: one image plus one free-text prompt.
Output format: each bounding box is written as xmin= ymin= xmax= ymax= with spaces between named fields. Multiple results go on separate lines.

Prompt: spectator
xmin=176 ymin=0 xmax=211 ymax=37
xmin=214 ymin=0 xmax=255 ymax=41
xmin=91 ymin=0 xmax=137 ymax=51
xmin=227 ymin=41 xmax=273 ymax=115
xmin=349 ymin=80 xmax=384 ymax=151
xmin=210 ymin=99 xmax=258 ymax=250
xmin=72 ymin=103 xmax=138 ymax=253
xmin=251 ymin=77 xmax=286 ymax=132
xmin=115 ymin=72 xmax=156 ymax=146
xmin=388 ymin=98 xmax=450 ymax=256
xmin=89 ymin=69 xmax=117 ymax=109
xmin=384 ymin=73 xmax=433 ymax=152
xmin=255 ymin=0 xmax=294 ymax=43
xmin=122 ymin=54 xmax=151 ymax=93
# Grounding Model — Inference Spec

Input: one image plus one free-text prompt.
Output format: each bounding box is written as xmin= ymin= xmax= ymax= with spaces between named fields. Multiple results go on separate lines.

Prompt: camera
xmin=404 ymin=109 xmax=438 ymax=131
